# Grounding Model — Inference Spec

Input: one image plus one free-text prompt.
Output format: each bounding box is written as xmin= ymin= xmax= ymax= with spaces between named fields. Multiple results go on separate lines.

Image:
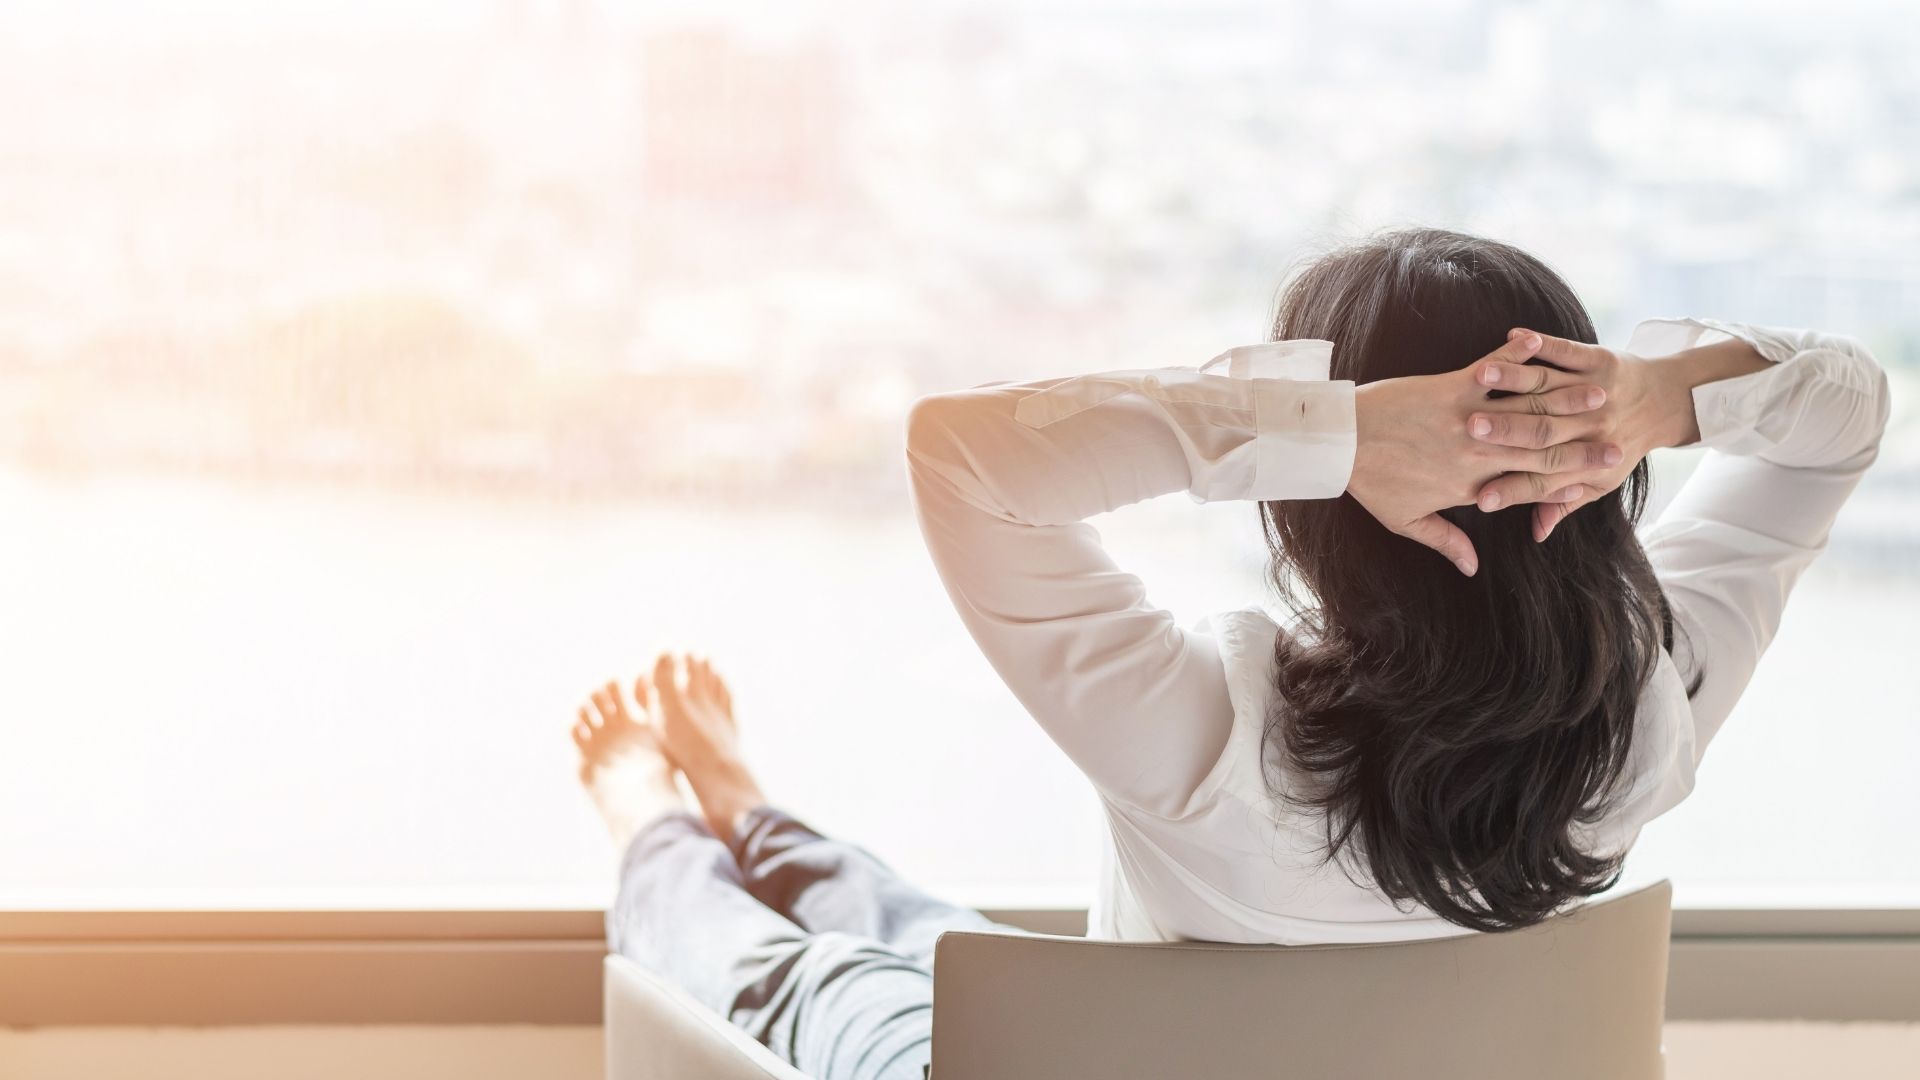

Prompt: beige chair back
xmin=929 ymin=880 xmax=1671 ymax=1080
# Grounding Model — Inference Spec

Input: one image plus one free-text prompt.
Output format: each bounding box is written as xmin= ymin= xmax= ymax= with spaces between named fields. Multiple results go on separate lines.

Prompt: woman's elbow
xmin=904 ymin=391 xmax=954 ymax=459
xmin=905 ymin=388 xmax=998 ymax=464
xmin=1815 ymin=335 xmax=1895 ymax=454
xmin=1844 ymin=338 xmax=1895 ymax=448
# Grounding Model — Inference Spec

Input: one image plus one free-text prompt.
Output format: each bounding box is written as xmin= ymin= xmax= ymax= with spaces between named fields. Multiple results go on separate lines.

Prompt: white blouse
xmin=905 ymin=318 xmax=1892 ymax=944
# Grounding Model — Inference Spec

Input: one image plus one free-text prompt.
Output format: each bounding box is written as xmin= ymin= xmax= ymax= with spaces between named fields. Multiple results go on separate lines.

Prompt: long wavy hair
xmin=1260 ymin=228 xmax=1694 ymax=932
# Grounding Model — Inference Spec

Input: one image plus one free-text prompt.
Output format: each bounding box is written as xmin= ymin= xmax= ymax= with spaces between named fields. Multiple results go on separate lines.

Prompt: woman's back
xmin=907 ymin=230 xmax=1890 ymax=942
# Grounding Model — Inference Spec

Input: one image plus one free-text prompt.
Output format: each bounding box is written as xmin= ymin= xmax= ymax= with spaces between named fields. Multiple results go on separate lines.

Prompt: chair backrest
xmin=605 ymin=952 xmax=812 ymax=1080
xmin=930 ymin=879 xmax=1671 ymax=1080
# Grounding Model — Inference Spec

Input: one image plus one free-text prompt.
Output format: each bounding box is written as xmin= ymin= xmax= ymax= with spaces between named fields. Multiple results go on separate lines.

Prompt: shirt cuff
xmin=1624 ymin=317 xmax=1800 ymax=366
xmin=1250 ymin=378 xmax=1356 ymax=501
xmin=1625 ymin=317 xmax=1790 ymax=454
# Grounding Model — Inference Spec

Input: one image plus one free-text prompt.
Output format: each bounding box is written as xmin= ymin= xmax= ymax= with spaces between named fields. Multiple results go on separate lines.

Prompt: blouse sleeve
xmin=904 ymin=340 xmax=1355 ymax=815
xmin=1631 ymin=318 xmax=1893 ymax=773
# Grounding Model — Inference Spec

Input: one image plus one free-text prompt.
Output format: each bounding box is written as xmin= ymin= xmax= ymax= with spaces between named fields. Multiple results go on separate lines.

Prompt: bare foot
xmin=649 ymin=652 xmax=767 ymax=844
xmin=572 ymin=678 xmax=685 ymax=851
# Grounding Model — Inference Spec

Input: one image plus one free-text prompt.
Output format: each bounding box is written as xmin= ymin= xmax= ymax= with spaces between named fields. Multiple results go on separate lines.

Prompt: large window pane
xmin=2 ymin=0 xmax=1914 ymax=908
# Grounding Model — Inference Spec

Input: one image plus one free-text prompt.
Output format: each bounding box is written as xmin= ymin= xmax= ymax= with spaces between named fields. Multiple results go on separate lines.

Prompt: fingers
xmin=1466 ymin=401 xmax=1620 ymax=451
xmin=1477 ymin=428 xmax=1628 ymax=512
xmin=1498 ymin=438 xmax=1624 ymax=477
xmin=1476 ymin=438 xmax=1628 ymax=509
xmin=1467 ymin=403 xmax=1608 ymax=450
xmin=1486 ymin=329 xmax=1544 ymax=366
xmin=1474 ymin=359 xmax=1586 ymax=395
xmin=1531 ymin=483 xmax=1606 ymax=540
xmin=1464 ymin=331 xmax=1545 ymax=390
xmin=1507 ymin=327 xmax=1611 ymax=372
xmin=1476 ymin=475 xmax=1588 ymax=512
xmin=572 ymin=706 xmax=595 ymax=750
xmin=1478 ymin=383 xmax=1606 ymax=418
xmin=1398 ymin=512 xmax=1479 ymax=577
xmin=1533 ymin=498 xmax=1580 ymax=542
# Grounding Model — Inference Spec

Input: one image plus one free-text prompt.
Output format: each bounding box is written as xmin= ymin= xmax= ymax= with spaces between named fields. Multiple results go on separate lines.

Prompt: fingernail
xmin=1604 ymin=445 xmax=1623 ymax=466
xmin=1455 ymin=557 xmax=1476 ymax=576
xmin=1482 ymin=364 xmax=1500 ymax=385
xmin=1471 ymin=416 xmax=1491 ymax=437
xmin=1587 ymin=388 xmax=1605 ymax=407
xmin=1524 ymin=333 xmax=1542 ymax=350
xmin=1480 ymin=491 xmax=1502 ymax=511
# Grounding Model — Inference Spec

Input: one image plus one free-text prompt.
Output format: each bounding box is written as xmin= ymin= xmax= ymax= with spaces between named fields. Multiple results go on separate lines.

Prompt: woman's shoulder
xmin=1194 ymin=604 xmax=1303 ymax=692
xmin=1190 ymin=604 xmax=1285 ymax=649
xmin=1159 ymin=606 xmax=1290 ymax=813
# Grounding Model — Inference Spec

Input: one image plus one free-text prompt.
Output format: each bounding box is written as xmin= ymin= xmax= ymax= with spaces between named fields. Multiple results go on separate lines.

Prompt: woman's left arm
xmin=905 ymin=335 xmax=1605 ymax=815
xmin=905 ymin=352 xmax=1351 ymax=816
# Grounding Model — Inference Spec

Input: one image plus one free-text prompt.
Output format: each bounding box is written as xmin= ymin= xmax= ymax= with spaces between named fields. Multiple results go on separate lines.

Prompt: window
xmin=2 ymin=0 xmax=1913 ymax=913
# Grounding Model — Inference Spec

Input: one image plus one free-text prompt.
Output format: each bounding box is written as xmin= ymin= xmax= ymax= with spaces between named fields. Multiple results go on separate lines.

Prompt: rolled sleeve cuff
xmin=1625 ymin=316 xmax=1799 ymax=366
xmin=1626 ymin=317 xmax=1792 ymax=454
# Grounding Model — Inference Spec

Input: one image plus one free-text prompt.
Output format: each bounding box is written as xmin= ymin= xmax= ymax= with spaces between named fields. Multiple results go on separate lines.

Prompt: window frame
xmin=5 ymin=902 xmax=1919 ymax=1025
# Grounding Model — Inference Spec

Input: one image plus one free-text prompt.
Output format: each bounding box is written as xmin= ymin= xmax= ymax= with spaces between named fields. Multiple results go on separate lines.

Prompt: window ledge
xmin=6 ymin=902 xmax=1920 ymax=1025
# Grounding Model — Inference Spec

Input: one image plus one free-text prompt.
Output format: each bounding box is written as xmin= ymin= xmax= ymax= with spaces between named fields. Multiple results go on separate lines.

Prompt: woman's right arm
xmin=1473 ymin=320 xmax=1893 ymax=764
xmin=1623 ymin=319 xmax=1892 ymax=761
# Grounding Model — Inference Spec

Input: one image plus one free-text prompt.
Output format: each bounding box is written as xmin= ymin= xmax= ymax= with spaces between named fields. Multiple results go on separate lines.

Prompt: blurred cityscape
xmin=4 ymin=1 xmax=1920 ymax=898
xmin=1 ymin=1 xmax=1915 ymax=515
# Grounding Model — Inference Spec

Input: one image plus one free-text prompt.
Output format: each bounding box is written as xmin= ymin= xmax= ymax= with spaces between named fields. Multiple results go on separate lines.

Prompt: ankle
xmin=692 ymin=769 xmax=768 ymax=845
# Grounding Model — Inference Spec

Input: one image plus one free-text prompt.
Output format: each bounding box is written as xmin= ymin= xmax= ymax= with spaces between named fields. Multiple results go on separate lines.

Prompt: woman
xmin=573 ymin=228 xmax=1891 ymax=1079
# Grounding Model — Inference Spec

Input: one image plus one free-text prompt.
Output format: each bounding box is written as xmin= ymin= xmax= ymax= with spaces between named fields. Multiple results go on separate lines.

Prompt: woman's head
xmin=1260 ymin=227 xmax=1680 ymax=932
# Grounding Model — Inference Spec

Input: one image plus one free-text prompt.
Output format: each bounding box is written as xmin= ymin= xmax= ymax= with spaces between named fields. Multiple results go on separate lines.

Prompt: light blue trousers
xmin=606 ymin=806 xmax=1017 ymax=1080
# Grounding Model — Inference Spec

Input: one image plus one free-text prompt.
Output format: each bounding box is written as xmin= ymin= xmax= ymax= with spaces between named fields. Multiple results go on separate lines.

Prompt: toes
xmin=653 ymin=652 xmax=724 ymax=712
xmin=590 ymin=684 xmax=622 ymax=727
xmin=677 ymin=655 xmax=730 ymax=714
xmin=700 ymin=661 xmax=716 ymax=696
xmin=704 ymin=664 xmax=731 ymax=712
xmin=689 ymin=654 xmax=714 ymax=703
xmin=652 ymin=652 xmax=682 ymax=708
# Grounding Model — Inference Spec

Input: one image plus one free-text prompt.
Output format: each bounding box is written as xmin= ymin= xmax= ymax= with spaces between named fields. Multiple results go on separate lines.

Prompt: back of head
xmin=1261 ymin=227 xmax=1677 ymax=932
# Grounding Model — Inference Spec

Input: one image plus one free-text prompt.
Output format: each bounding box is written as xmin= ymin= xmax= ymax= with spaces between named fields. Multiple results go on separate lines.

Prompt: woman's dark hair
xmin=1260 ymin=227 xmax=1691 ymax=933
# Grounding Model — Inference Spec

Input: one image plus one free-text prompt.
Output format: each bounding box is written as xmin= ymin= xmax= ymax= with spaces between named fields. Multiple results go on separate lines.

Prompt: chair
xmin=605 ymin=878 xmax=1671 ymax=1080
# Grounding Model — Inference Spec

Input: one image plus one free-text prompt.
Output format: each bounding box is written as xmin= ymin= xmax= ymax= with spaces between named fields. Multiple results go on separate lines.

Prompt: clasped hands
xmin=1347 ymin=328 xmax=1669 ymax=577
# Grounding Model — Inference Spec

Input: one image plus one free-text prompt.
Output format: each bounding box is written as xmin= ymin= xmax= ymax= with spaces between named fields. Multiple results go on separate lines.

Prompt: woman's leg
xmin=648 ymin=653 xmax=1014 ymax=965
xmin=726 ymin=803 xmax=1007 ymax=966
xmin=609 ymin=810 xmax=937 ymax=1080
xmin=578 ymin=674 xmax=938 ymax=1080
